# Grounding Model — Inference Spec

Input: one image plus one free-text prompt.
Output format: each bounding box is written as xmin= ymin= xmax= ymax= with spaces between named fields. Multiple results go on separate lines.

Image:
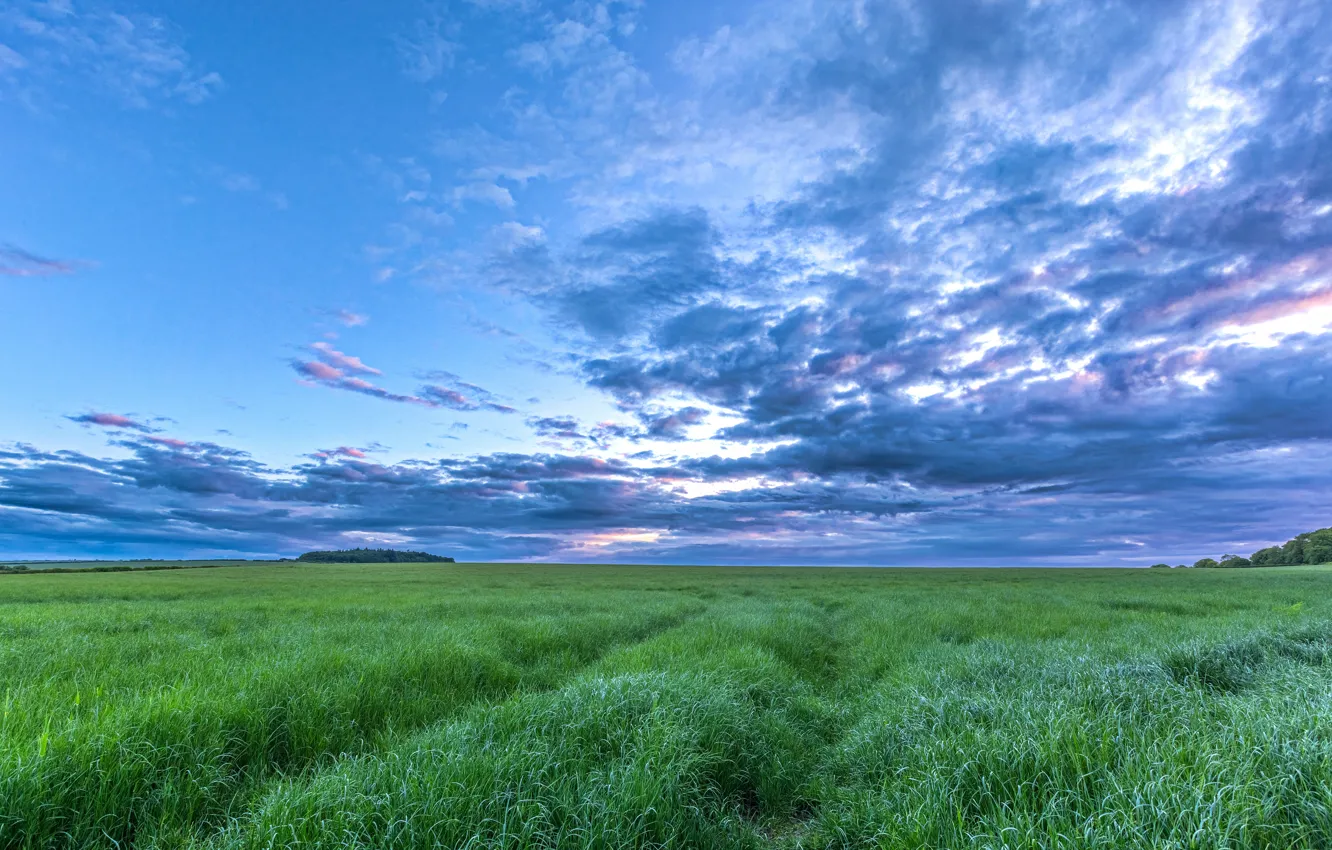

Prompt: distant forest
xmin=1165 ymin=526 xmax=1332 ymax=569
xmin=295 ymin=548 xmax=455 ymax=563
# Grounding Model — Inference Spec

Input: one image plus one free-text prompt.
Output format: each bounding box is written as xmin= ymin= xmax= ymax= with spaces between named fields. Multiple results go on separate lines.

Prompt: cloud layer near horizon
xmin=3 ymin=0 xmax=1331 ymax=563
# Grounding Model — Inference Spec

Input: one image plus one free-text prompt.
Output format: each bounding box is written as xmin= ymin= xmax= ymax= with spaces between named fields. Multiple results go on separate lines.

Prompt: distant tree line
xmin=0 ymin=563 xmax=233 ymax=576
xmin=1160 ymin=526 xmax=1332 ymax=569
xmin=295 ymin=548 xmax=456 ymax=563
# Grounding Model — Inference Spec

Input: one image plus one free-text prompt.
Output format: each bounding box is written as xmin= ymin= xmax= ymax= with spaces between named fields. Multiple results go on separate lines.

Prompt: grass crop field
xmin=1 ymin=563 xmax=1331 ymax=849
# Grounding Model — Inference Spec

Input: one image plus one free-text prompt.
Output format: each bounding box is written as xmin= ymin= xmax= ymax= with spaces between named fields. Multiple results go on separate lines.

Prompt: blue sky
xmin=1 ymin=0 xmax=1330 ymax=564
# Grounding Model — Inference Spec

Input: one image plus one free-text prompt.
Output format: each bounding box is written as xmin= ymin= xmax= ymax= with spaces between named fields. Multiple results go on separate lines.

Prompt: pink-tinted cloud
xmin=146 ymin=436 xmax=191 ymax=448
xmin=419 ymin=384 xmax=519 ymax=414
xmin=311 ymin=342 xmax=381 ymax=375
xmin=290 ymin=359 xmax=435 ymax=407
xmin=421 ymin=385 xmax=472 ymax=408
xmin=334 ymin=309 xmax=368 ymax=327
xmin=1151 ymin=251 xmax=1332 ymax=327
xmin=291 ymin=354 xmax=519 ymax=414
xmin=311 ymin=446 xmax=369 ymax=460
xmin=293 ymin=360 xmax=344 ymax=382
xmin=1 ymin=245 xmax=77 ymax=277
xmin=1224 ymin=286 xmax=1332 ymax=328
xmin=66 ymin=412 xmax=158 ymax=433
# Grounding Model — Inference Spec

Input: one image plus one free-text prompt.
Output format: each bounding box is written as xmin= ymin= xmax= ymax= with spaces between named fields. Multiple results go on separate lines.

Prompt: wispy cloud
xmin=290 ymin=347 xmax=518 ymax=414
xmin=1 ymin=1 xmax=222 ymax=107
xmin=291 ymin=358 xmax=434 ymax=407
xmin=0 ymin=244 xmax=78 ymax=277
xmin=66 ymin=411 xmax=158 ymax=433
xmin=209 ymin=167 xmax=288 ymax=209
xmin=310 ymin=445 xmax=369 ymax=461
xmin=395 ymin=8 xmax=457 ymax=83
xmin=419 ymin=369 xmax=519 ymax=414
xmin=330 ymin=309 xmax=369 ymax=327
xmin=218 ymin=171 xmax=260 ymax=193
xmin=310 ymin=342 xmax=382 ymax=376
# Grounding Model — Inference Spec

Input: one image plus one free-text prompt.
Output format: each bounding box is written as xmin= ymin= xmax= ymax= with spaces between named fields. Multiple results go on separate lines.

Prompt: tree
xmin=1185 ymin=525 xmax=1332 ymax=571
xmin=1281 ymin=535 xmax=1307 ymax=565
xmin=1194 ymin=557 xmax=1220 ymax=569
xmin=296 ymin=548 xmax=455 ymax=563
xmin=1249 ymin=546 xmax=1287 ymax=567
xmin=1150 ymin=563 xmax=1172 ymax=569
xmin=1304 ymin=529 xmax=1332 ymax=565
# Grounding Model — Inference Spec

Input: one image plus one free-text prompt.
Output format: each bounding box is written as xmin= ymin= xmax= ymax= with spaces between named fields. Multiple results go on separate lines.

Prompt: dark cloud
xmin=558 ymin=208 xmax=726 ymax=339
xmin=526 ymin=415 xmax=587 ymax=440
xmin=534 ymin=0 xmax=1332 ymax=562
xmin=66 ymin=412 xmax=160 ymax=433
xmin=3 ymin=416 xmax=1330 ymax=563
xmin=642 ymin=407 xmax=707 ymax=440
xmin=1 ymin=244 xmax=78 ymax=277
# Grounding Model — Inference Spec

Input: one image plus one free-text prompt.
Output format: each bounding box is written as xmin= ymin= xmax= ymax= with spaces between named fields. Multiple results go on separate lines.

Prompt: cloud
xmin=310 ymin=446 xmax=369 ymax=461
xmin=218 ymin=171 xmax=260 ymax=193
xmin=9 ymin=0 xmax=1332 ymax=565
xmin=0 ymin=43 xmax=26 ymax=71
xmin=396 ymin=9 xmax=457 ymax=82
xmin=4 ymin=426 xmax=1330 ymax=564
xmin=450 ymin=181 xmax=516 ymax=209
xmin=420 ymin=384 xmax=518 ymax=414
xmin=208 ymin=167 xmax=288 ymax=209
xmin=642 ymin=407 xmax=707 ymax=440
xmin=0 ymin=244 xmax=77 ymax=277
xmin=310 ymin=342 xmax=382 ymax=376
xmin=463 ymin=0 xmax=1332 ymax=561
xmin=65 ymin=412 xmax=158 ymax=432
xmin=0 ymin=1 xmax=223 ymax=107
xmin=290 ymin=350 xmax=519 ymax=414
xmin=526 ymin=415 xmax=586 ymax=440
xmin=330 ymin=309 xmax=369 ymax=327
xmin=419 ymin=370 xmax=519 ymax=414
xmin=290 ymin=356 xmax=436 ymax=407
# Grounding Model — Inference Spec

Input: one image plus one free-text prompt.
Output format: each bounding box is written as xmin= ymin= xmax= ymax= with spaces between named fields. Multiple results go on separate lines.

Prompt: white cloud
xmin=219 ymin=171 xmax=261 ymax=193
xmin=1 ymin=1 xmax=223 ymax=107
xmin=0 ymin=43 xmax=27 ymax=70
xmin=451 ymin=181 xmax=516 ymax=209
xmin=396 ymin=11 xmax=457 ymax=82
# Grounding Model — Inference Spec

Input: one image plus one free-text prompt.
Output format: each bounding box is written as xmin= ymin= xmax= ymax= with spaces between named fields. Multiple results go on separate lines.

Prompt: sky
xmin=1 ymin=0 xmax=1330 ymax=565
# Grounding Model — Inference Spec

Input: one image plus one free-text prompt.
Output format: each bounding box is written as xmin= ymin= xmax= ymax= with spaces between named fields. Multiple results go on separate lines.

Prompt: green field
xmin=1 ymin=563 xmax=1330 ymax=849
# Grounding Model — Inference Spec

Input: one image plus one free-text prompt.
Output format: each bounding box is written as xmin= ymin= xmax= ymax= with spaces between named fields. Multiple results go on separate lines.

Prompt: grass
xmin=0 ymin=562 xmax=1330 ymax=848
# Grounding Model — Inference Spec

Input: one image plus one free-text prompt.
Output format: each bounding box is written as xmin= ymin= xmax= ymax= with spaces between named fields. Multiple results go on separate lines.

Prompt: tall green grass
xmin=1 ymin=563 xmax=1330 ymax=848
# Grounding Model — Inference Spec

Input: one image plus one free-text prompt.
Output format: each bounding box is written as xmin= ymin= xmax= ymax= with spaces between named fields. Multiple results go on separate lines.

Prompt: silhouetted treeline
xmin=0 ymin=563 xmax=234 ymax=576
xmin=295 ymin=548 xmax=455 ymax=563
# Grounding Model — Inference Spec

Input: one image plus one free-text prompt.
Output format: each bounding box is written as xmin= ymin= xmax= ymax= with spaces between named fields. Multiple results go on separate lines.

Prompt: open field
xmin=2 ymin=563 xmax=1331 ymax=849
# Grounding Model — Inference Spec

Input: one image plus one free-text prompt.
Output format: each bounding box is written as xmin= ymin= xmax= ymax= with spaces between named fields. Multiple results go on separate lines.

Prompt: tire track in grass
xmin=0 ymin=601 xmax=710 ymax=850
xmin=198 ymin=597 xmax=855 ymax=850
